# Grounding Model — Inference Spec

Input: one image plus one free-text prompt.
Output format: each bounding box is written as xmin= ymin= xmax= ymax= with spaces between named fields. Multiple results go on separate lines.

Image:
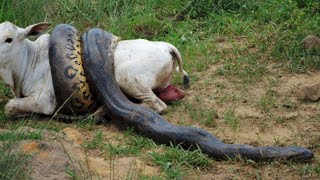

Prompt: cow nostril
xmin=5 ymin=38 xmax=13 ymax=43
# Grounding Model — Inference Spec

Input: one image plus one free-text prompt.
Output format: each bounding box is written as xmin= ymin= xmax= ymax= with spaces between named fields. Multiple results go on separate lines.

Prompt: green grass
xmin=83 ymin=128 xmax=213 ymax=178
xmin=0 ymin=129 xmax=43 ymax=179
xmin=184 ymin=102 xmax=218 ymax=127
xmin=0 ymin=0 xmax=319 ymax=179
xmin=149 ymin=144 xmax=212 ymax=179
xmin=256 ymin=89 xmax=276 ymax=113
xmin=84 ymin=128 xmax=155 ymax=156
xmin=0 ymin=131 xmax=42 ymax=141
xmin=298 ymin=161 xmax=320 ymax=176
xmin=223 ymin=107 xmax=239 ymax=129
xmin=0 ymin=129 xmax=44 ymax=179
xmin=0 ymin=142 xmax=30 ymax=180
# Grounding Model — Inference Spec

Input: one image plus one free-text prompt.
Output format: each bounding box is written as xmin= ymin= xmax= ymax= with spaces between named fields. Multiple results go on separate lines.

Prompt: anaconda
xmin=49 ymin=24 xmax=97 ymax=115
xmin=49 ymin=24 xmax=314 ymax=162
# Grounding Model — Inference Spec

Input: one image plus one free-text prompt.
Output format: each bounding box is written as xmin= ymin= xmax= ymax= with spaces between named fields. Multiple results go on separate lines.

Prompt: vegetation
xmin=0 ymin=131 xmax=42 ymax=180
xmin=0 ymin=0 xmax=319 ymax=179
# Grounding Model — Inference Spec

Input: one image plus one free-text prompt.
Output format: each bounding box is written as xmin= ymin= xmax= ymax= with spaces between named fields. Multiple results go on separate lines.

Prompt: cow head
xmin=0 ymin=21 xmax=51 ymax=64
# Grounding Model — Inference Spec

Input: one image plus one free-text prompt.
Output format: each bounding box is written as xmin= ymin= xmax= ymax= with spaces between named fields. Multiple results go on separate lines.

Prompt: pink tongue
xmin=156 ymin=85 xmax=185 ymax=103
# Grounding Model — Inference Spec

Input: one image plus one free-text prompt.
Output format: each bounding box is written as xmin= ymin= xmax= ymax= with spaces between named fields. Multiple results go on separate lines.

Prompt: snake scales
xmin=49 ymin=24 xmax=314 ymax=162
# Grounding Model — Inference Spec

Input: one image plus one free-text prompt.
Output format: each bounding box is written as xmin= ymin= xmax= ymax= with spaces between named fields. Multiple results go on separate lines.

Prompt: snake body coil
xmin=49 ymin=24 xmax=314 ymax=162
xmin=49 ymin=24 xmax=96 ymax=115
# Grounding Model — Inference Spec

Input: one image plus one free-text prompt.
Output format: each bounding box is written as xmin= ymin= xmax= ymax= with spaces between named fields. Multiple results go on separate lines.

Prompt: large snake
xmin=49 ymin=25 xmax=97 ymax=115
xmin=49 ymin=24 xmax=314 ymax=162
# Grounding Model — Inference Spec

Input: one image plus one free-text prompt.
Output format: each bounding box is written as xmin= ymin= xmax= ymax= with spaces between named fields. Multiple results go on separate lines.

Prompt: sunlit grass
xmin=0 ymin=0 xmax=319 ymax=178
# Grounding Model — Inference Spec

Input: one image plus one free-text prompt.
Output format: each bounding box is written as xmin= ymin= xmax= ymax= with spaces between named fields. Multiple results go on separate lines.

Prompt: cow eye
xmin=5 ymin=38 xmax=13 ymax=43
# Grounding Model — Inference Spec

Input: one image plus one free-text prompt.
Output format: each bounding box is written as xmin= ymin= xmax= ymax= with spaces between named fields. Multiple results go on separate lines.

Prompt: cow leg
xmin=5 ymin=96 xmax=55 ymax=117
xmin=140 ymin=92 xmax=167 ymax=114
xmin=125 ymin=87 xmax=167 ymax=113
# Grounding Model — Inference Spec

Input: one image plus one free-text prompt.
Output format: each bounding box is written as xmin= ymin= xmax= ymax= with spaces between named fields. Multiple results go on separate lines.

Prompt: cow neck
xmin=10 ymin=41 xmax=29 ymax=97
xmin=11 ymin=38 xmax=46 ymax=98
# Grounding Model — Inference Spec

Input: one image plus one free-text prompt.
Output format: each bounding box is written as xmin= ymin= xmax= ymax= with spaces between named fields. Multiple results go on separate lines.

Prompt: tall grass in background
xmin=0 ymin=0 xmax=319 ymax=178
xmin=0 ymin=0 xmax=48 ymax=26
xmin=0 ymin=0 xmax=318 ymax=73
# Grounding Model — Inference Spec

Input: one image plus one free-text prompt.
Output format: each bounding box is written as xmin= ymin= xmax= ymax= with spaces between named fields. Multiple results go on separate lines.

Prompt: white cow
xmin=0 ymin=22 xmax=56 ymax=117
xmin=0 ymin=21 xmax=189 ymax=117
xmin=115 ymin=39 xmax=189 ymax=113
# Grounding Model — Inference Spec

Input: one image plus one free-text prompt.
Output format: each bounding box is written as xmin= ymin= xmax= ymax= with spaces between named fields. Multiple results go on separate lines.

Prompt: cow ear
xmin=21 ymin=22 xmax=51 ymax=38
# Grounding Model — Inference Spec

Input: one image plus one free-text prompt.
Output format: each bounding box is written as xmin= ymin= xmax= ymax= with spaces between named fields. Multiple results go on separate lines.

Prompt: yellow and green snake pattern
xmin=49 ymin=24 xmax=95 ymax=114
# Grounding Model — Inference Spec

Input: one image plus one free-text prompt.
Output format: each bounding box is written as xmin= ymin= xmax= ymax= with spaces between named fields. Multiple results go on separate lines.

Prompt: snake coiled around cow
xmin=49 ymin=24 xmax=314 ymax=162
xmin=49 ymin=24 xmax=97 ymax=115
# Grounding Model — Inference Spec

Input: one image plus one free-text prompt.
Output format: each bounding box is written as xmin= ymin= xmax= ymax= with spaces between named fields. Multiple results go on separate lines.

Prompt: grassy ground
xmin=0 ymin=0 xmax=320 ymax=179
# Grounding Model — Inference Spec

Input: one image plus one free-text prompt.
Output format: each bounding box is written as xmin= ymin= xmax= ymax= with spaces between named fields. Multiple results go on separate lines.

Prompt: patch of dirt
xmin=180 ymin=71 xmax=315 ymax=146
xmin=161 ymin=37 xmax=319 ymax=179
xmin=4 ymin=126 xmax=160 ymax=179
xmin=302 ymin=35 xmax=320 ymax=51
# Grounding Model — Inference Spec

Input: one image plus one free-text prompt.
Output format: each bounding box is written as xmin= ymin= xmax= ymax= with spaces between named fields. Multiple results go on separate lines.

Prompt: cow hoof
xmin=141 ymin=100 xmax=167 ymax=114
xmin=4 ymin=100 xmax=17 ymax=117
